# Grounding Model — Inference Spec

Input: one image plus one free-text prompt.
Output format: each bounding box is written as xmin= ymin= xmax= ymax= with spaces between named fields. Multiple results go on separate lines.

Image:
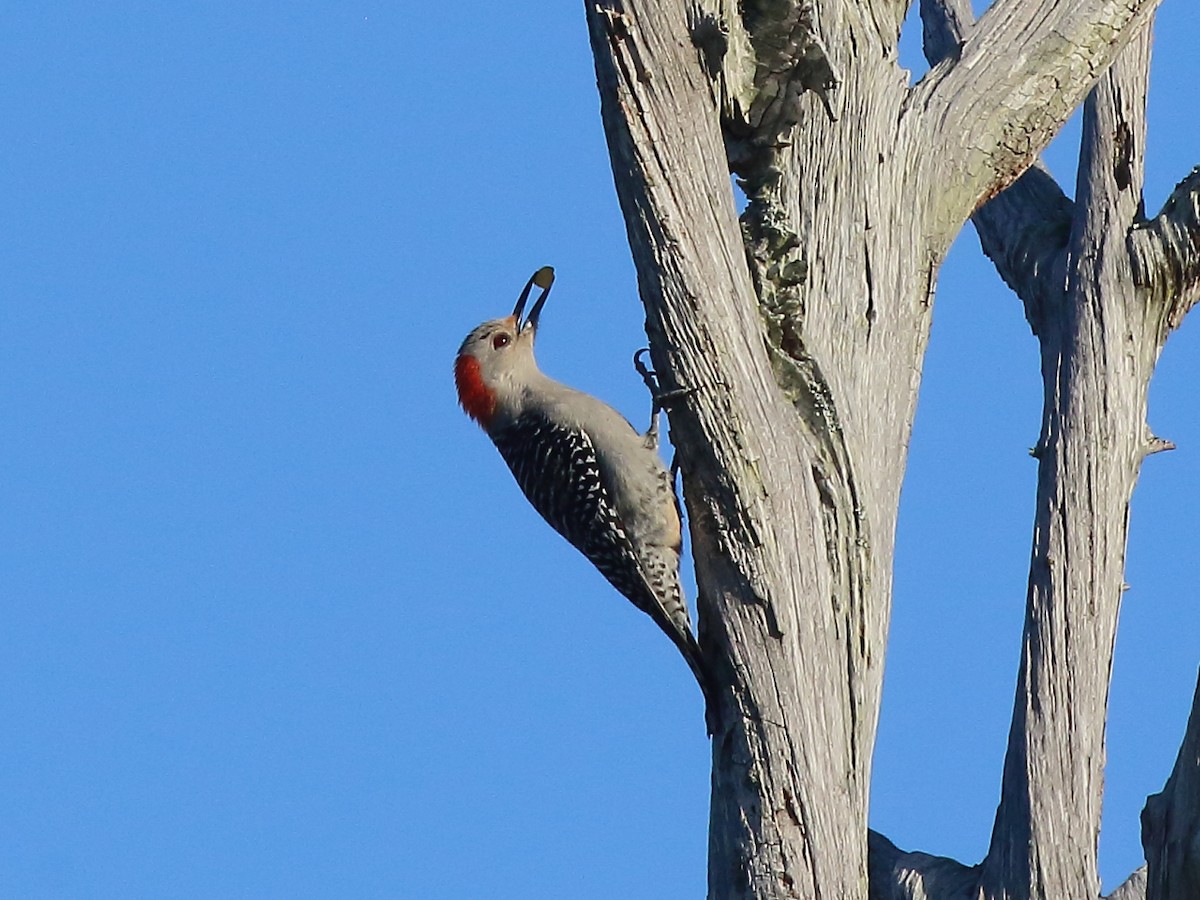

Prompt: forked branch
xmin=908 ymin=0 xmax=1161 ymax=257
xmin=919 ymin=0 xmax=1074 ymax=334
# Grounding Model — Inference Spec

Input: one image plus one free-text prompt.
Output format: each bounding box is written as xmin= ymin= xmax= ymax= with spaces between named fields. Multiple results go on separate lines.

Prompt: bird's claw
xmin=632 ymin=348 xmax=696 ymax=411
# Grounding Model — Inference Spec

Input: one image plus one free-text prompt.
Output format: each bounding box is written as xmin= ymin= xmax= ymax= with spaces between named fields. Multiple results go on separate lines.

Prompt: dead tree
xmin=581 ymin=0 xmax=1200 ymax=896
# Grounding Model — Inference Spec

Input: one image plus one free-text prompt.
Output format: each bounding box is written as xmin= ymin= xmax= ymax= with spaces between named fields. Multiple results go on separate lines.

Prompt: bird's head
xmin=455 ymin=266 xmax=555 ymax=428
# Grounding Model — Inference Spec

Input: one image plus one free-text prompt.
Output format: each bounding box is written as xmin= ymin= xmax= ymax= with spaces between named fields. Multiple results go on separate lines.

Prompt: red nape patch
xmin=454 ymin=355 xmax=495 ymax=426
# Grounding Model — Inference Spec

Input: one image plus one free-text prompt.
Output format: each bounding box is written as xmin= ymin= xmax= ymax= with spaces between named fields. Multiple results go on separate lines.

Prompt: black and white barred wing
xmin=490 ymin=412 xmax=657 ymax=615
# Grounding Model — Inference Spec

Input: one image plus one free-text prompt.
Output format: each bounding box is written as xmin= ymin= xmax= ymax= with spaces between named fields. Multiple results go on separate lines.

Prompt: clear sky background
xmin=1 ymin=3 xmax=1196 ymax=898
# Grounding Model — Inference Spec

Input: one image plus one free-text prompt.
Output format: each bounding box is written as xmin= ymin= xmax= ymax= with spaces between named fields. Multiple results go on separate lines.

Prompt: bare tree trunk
xmin=582 ymin=0 xmax=1195 ymax=897
xmin=921 ymin=2 xmax=1200 ymax=895
xmin=977 ymin=31 xmax=1157 ymax=899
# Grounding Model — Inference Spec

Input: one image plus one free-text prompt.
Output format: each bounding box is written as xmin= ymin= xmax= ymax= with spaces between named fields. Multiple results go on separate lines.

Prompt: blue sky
xmin=0 ymin=3 xmax=1196 ymax=898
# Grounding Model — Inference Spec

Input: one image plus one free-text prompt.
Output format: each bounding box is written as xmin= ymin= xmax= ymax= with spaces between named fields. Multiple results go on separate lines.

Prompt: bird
xmin=454 ymin=267 xmax=713 ymax=729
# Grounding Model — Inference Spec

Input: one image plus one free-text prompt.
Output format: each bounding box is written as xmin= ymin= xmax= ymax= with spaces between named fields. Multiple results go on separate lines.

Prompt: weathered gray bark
xmin=1143 ymin=671 xmax=1200 ymax=900
xmin=922 ymin=1 xmax=1200 ymax=896
xmin=582 ymin=0 xmax=1194 ymax=897
xmin=976 ymin=30 xmax=1157 ymax=900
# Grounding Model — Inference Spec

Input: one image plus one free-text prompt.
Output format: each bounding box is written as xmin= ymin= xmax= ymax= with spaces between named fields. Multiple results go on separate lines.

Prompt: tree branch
xmin=969 ymin=164 xmax=1073 ymax=333
xmin=918 ymin=0 xmax=968 ymax=60
xmin=924 ymin=0 xmax=1199 ymax=340
xmin=586 ymin=0 xmax=1188 ymax=897
xmin=919 ymin=0 xmax=1075 ymax=331
xmin=868 ymin=833 xmax=1150 ymax=899
xmin=1129 ymin=166 xmax=1200 ymax=331
xmin=919 ymin=9 xmax=1200 ymax=898
xmin=906 ymin=0 xmax=1161 ymax=258
xmin=867 ymin=830 xmax=978 ymax=900
xmin=861 ymin=0 xmax=912 ymax=51
xmin=1106 ymin=867 xmax=1148 ymax=900
xmin=1142 ymin=669 xmax=1200 ymax=900
xmin=976 ymin=24 xmax=1159 ymax=900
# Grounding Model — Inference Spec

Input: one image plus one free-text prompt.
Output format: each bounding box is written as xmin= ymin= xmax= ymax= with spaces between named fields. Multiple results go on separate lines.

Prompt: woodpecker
xmin=455 ymin=267 xmax=713 ymax=728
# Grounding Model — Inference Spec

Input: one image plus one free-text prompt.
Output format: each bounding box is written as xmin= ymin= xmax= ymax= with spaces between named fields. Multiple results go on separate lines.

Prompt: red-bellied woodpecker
xmin=455 ymin=267 xmax=713 ymax=728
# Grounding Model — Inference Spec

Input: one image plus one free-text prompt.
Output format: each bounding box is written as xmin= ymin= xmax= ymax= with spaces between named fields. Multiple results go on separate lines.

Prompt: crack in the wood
xmin=864 ymin=233 xmax=877 ymax=338
xmin=596 ymin=2 xmax=652 ymax=85
xmin=1113 ymin=119 xmax=1134 ymax=192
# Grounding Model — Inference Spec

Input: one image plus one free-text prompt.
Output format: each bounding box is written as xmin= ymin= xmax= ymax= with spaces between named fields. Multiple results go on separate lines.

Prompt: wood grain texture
xmin=583 ymin=0 xmax=1183 ymax=897
xmin=920 ymin=2 xmax=1200 ymax=897
xmin=976 ymin=30 xmax=1159 ymax=899
xmin=587 ymin=3 xmax=869 ymax=895
xmin=907 ymin=0 xmax=1162 ymax=256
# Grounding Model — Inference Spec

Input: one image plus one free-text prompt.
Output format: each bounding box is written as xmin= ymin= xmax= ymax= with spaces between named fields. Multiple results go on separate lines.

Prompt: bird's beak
xmin=512 ymin=266 xmax=555 ymax=333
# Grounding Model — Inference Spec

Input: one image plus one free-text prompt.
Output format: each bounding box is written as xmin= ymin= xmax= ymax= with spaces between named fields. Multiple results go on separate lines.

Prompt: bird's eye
xmin=492 ymin=333 xmax=511 ymax=350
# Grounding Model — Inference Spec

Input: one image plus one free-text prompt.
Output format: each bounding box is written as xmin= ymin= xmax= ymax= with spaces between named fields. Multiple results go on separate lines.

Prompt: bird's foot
xmin=633 ymin=348 xmax=697 ymax=447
